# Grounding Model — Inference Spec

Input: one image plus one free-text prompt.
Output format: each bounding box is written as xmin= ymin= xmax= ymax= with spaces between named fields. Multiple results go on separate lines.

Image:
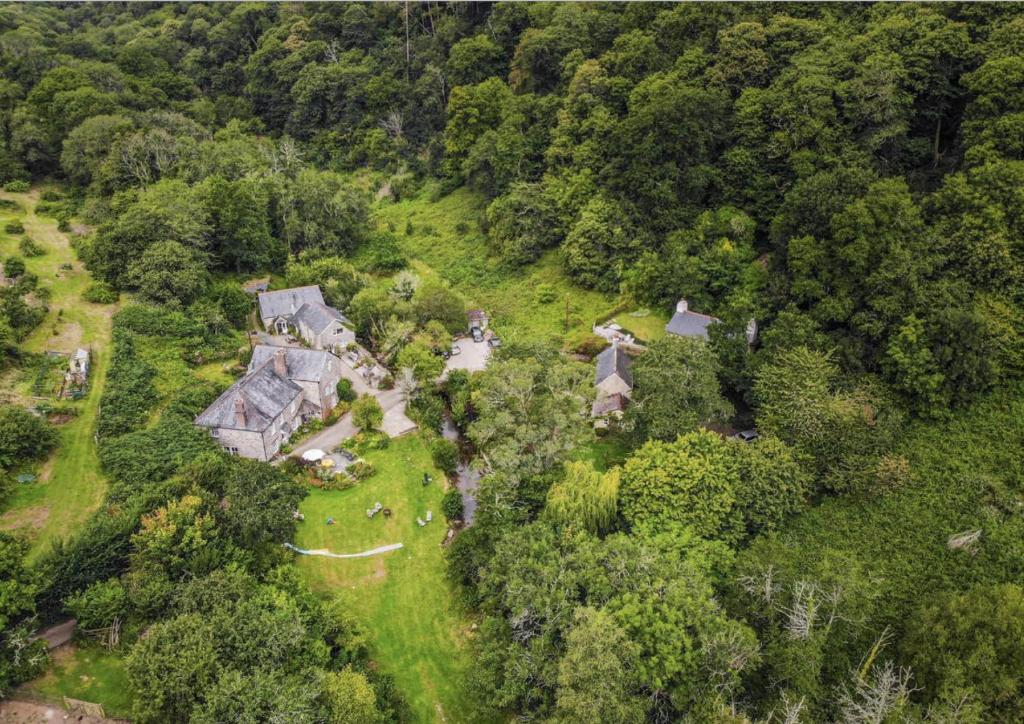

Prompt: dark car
xmin=730 ymin=429 xmax=759 ymax=443
xmin=471 ymin=326 xmax=484 ymax=343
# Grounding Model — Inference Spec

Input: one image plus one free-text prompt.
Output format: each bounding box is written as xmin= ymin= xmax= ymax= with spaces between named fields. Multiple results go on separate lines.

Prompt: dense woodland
xmin=1 ymin=2 xmax=1024 ymax=723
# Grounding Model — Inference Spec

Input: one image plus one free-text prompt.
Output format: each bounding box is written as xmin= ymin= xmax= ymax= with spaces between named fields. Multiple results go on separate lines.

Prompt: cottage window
xmin=211 ymin=429 xmax=220 ymax=438
xmin=223 ymin=446 xmax=239 ymax=455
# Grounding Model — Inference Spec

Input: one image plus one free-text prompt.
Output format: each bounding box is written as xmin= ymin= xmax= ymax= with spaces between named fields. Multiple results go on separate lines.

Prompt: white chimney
xmin=274 ymin=348 xmax=288 ymax=377
xmin=676 ymin=298 xmax=689 ymax=314
xmin=234 ymin=397 xmax=246 ymax=427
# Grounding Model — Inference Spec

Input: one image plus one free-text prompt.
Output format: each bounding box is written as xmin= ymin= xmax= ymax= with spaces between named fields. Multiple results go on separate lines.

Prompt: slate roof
xmin=195 ymin=360 xmax=302 ymax=432
xmin=292 ymin=301 xmax=350 ymax=334
xmin=467 ymin=309 xmax=487 ymax=322
xmin=592 ymin=393 xmax=627 ymax=417
xmin=665 ymin=309 xmax=720 ymax=339
xmin=595 ymin=344 xmax=632 ymax=387
xmin=257 ymin=285 xmax=325 ymax=321
xmin=249 ymin=345 xmax=338 ymax=382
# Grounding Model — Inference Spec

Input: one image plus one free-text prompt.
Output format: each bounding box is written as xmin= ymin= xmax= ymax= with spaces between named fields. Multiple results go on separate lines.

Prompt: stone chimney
xmin=234 ymin=397 xmax=246 ymax=427
xmin=273 ymin=348 xmax=288 ymax=377
xmin=676 ymin=298 xmax=689 ymax=314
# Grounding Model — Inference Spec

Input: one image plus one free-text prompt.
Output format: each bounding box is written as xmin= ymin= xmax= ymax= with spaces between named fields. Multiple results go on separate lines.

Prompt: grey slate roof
xmin=595 ymin=344 xmax=632 ymax=387
xmin=257 ymin=285 xmax=325 ymax=321
xmin=292 ymin=301 xmax=350 ymax=334
xmin=665 ymin=310 xmax=720 ymax=339
xmin=249 ymin=345 xmax=337 ymax=382
xmin=194 ymin=360 xmax=302 ymax=432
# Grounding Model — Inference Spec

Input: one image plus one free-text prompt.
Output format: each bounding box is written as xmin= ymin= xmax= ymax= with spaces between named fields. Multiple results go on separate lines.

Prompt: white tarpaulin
xmin=302 ymin=449 xmax=326 ymax=462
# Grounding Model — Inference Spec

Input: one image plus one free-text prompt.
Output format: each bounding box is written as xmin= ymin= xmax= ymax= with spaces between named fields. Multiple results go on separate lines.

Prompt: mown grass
xmin=19 ymin=644 xmax=132 ymax=717
xmin=293 ymin=434 xmax=479 ymax=724
xmin=608 ymin=307 xmax=670 ymax=344
xmin=0 ymin=190 xmax=116 ymax=560
xmin=374 ymin=186 xmax=623 ymax=345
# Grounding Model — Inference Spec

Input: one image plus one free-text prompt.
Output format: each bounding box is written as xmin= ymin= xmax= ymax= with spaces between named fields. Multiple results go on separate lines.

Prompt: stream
xmin=441 ymin=415 xmax=480 ymax=524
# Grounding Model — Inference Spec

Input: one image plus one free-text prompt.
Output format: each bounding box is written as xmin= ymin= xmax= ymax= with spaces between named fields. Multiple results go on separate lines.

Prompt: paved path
xmin=32 ymin=619 xmax=75 ymax=650
xmin=285 ymin=542 xmax=403 ymax=559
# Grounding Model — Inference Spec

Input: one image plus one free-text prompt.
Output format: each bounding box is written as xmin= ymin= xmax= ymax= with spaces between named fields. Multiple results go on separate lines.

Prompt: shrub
xmin=3 ymin=255 xmax=25 ymax=278
xmin=535 ymin=284 xmax=557 ymax=304
xmin=4 ymin=180 xmax=29 ymax=192
xmin=362 ymin=231 xmax=407 ymax=273
xmin=65 ymin=578 xmax=129 ymax=632
xmin=40 ymin=189 xmax=63 ymax=202
xmin=430 ymin=437 xmax=459 ymax=476
xmin=4 ymin=220 xmax=24 ymax=234
xmin=19 ymin=236 xmax=43 ymax=257
xmin=336 ymin=378 xmax=356 ymax=403
xmin=352 ymin=395 xmax=384 ymax=431
xmin=0 ymin=404 xmax=57 ymax=470
xmin=441 ymin=489 xmax=464 ymax=522
xmin=350 ymin=461 xmax=377 ymax=481
xmin=564 ymin=331 xmax=608 ymax=358
xmin=408 ymin=392 xmax=445 ymax=433
xmin=82 ymin=281 xmax=120 ymax=304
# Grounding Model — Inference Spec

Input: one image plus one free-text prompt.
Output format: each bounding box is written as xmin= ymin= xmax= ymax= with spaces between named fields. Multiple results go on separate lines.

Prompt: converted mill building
xmin=194 ymin=345 xmax=343 ymax=461
xmin=257 ymin=285 xmax=356 ymax=351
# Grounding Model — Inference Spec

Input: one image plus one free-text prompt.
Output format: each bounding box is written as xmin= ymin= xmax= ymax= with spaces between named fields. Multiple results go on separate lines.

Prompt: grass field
xmin=0 ymin=190 xmax=116 ymax=560
xmin=293 ymin=434 xmax=478 ymax=723
xmin=18 ymin=645 xmax=132 ymax=718
xmin=375 ymin=186 xmax=625 ymax=345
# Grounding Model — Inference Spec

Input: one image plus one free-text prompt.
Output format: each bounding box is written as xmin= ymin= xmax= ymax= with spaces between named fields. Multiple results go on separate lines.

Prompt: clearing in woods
xmin=0 ymin=189 xmax=117 ymax=559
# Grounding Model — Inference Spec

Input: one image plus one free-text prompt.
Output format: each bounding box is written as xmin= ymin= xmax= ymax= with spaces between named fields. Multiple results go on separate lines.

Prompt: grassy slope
xmin=0 ymin=191 xmax=116 ymax=560
xmin=19 ymin=645 xmax=132 ymax=717
xmin=374 ymin=186 xmax=624 ymax=345
xmin=294 ymin=434 xmax=477 ymax=724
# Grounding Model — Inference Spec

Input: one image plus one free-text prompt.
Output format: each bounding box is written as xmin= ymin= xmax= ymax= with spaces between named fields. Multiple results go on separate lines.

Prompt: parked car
xmin=471 ymin=326 xmax=484 ymax=343
xmin=449 ymin=344 xmax=461 ymax=356
xmin=487 ymin=337 xmax=502 ymax=349
xmin=730 ymin=429 xmax=759 ymax=443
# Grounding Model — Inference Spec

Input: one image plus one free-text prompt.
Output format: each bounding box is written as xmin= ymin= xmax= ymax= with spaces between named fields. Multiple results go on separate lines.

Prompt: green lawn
xmin=293 ymin=434 xmax=478 ymax=723
xmin=608 ymin=307 xmax=670 ymax=344
xmin=0 ymin=190 xmax=116 ymax=559
xmin=374 ymin=186 xmax=622 ymax=345
xmin=18 ymin=644 xmax=132 ymax=718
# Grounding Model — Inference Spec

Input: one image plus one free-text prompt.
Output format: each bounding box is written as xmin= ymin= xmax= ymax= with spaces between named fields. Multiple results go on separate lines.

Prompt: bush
xmin=535 ymin=284 xmax=557 ymax=304
xmin=83 ymin=281 xmax=119 ymax=304
xmin=362 ymin=231 xmax=407 ymax=273
xmin=19 ymin=236 xmax=43 ymax=257
xmin=564 ymin=331 xmax=608 ymax=358
xmin=336 ymin=378 xmax=356 ymax=403
xmin=3 ymin=255 xmax=25 ymax=278
xmin=352 ymin=395 xmax=384 ymax=431
xmin=0 ymin=404 xmax=57 ymax=470
xmin=65 ymin=578 xmax=129 ymax=632
xmin=349 ymin=461 xmax=377 ymax=481
xmin=441 ymin=489 xmax=464 ymax=522
xmin=430 ymin=437 xmax=459 ymax=476
xmin=3 ymin=220 xmax=24 ymax=234
xmin=408 ymin=392 xmax=444 ymax=433
xmin=4 ymin=180 xmax=29 ymax=192
xmin=40 ymin=189 xmax=63 ymax=202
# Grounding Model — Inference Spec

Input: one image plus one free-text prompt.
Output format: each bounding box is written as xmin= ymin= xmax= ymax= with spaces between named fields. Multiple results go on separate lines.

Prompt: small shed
xmin=467 ymin=309 xmax=489 ymax=333
xmin=67 ymin=348 xmax=89 ymax=385
xmin=242 ymin=277 xmax=271 ymax=295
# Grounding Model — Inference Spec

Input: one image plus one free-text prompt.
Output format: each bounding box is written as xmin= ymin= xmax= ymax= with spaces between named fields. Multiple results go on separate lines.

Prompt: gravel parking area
xmin=443 ymin=336 xmax=491 ymax=376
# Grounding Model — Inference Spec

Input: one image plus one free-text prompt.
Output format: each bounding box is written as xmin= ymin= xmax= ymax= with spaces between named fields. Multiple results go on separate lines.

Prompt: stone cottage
xmin=194 ymin=346 xmax=343 ymax=461
xmin=592 ymin=340 xmax=632 ymax=423
xmin=291 ymin=301 xmax=356 ymax=352
xmin=665 ymin=298 xmax=720 ymax=340
xmin=257 ymin=285 xmax=356 ymax=351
